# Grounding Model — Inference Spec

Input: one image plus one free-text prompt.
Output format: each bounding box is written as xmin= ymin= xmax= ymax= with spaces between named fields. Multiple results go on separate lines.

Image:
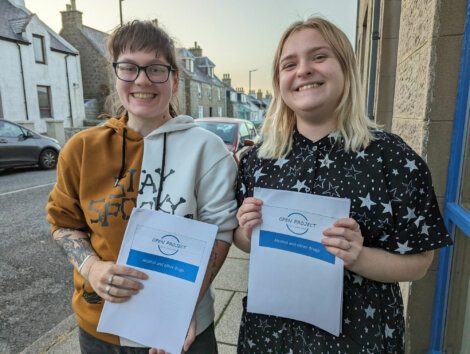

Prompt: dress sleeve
xmin=236 ymin=149 xmax=255 ymax=207
xmin=380 ymin=134 xmax=452 ymax=254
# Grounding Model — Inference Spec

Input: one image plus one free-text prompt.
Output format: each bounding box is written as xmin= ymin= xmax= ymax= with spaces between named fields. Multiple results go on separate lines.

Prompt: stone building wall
xmin=357 ymin=0 xmax=468 ymax=351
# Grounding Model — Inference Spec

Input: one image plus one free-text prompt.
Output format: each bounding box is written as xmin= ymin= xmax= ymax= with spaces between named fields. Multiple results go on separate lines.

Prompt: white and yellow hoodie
xmin=47 ymin=115 xmax=238 ymax=345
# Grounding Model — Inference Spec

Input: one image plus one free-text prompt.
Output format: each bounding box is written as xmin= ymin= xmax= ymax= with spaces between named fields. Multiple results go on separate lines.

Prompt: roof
xmin=195 ymin=56 xmax=215 ymax=67
xmin=80 ymin=25 xmax=108 ymax=57
xmin=0 ymin=0 xmax=77 ymax=54
xmin=176 ymin=47 xmax=224 ymax=87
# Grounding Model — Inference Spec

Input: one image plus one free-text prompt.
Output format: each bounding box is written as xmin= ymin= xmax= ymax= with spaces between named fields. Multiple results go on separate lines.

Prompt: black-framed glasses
xmin=113 ymin=62 xmax=175 ymax=83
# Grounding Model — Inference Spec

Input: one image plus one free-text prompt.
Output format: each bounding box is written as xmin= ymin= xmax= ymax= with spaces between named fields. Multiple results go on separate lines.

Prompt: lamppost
xmin=249 ymin=68 xmax=258 ymax=96
xmin=119 ymin=0 xmax=124 ymax=26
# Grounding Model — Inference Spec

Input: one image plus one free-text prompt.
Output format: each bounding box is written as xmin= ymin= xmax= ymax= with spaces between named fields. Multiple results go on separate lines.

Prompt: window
xmin=208 ymin=67 xmax=214 ymax=77
xmin=198 ymin=105 xmax=204 ymax=118
xmin=208 ymin=86 xmax=212 ymax=100
xmin=33 ymin=34 xmax=46 ymax=64
xmin=37 ymin=86 xmax=52 ymax=118
xmin=197 ymin=83 xmax=202 ymax=98
xmin=217 ymin=87 xmax=221 ymax=101
xmin=185 ymin=59 xmax=194 ymax=73
xmin=0 ymin=90 xmax=3 ymax=118
xmin=0 ymin=121 xmax=23 ymax=138
xmin=209 ymin=107 xmax=213 ymax=117
xmin=217 ymin=107 xmax=222 ymax=117
xmin=230 ymin=92 xmax=237 ymax=102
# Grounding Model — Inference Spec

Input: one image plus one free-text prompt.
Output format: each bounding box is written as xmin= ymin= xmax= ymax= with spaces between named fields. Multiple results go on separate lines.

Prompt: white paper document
xmin=97 ymin=208 xmax=217 ymax=353
xmin=248 ymin=187 xmax=351 ymax=336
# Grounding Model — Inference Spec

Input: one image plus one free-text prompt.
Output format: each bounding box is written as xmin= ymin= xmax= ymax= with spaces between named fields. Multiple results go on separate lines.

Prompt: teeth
xmin=298 ymin=83 xmax=322 ymax=91
xmin=132 ymin=93 xmax=155 ymax=99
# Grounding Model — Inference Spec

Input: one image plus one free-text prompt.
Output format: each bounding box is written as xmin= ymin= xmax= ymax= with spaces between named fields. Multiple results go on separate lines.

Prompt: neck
xmin=127 ymin=113 xmax=172 ymax=137
xmin=296 ymin=115 xmax=336 ymax=142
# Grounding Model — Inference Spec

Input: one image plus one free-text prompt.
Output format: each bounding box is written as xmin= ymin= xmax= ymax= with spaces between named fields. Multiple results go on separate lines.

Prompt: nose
xmin=134 ymin=68 xmax=152 ymax=85
xmin=296 ymin=59 xmax=312 ymax=77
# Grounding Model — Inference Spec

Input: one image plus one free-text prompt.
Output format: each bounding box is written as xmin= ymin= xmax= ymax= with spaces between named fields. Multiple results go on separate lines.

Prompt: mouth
xmin=296 ymin=82 xmax=324 ymax=91
xmin=131 ymin=92 xmax=157 ymax=99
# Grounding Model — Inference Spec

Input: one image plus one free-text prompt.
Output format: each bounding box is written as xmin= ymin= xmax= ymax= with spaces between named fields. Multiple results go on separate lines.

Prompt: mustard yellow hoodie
xmin=47 ymin=116 xmax=237 ymax=344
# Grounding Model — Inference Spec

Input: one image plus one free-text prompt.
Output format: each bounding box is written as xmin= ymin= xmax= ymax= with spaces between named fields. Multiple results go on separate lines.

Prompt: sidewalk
xmin=22 ymin=247 xmax=249 ymax=354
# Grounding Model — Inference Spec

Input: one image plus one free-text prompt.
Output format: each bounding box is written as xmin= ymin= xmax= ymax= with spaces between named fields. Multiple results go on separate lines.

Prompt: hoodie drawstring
xmin=114 ymin=128 xmax=127 ymax=188
xmin=155 ymin=132 xmax=167 ymax=210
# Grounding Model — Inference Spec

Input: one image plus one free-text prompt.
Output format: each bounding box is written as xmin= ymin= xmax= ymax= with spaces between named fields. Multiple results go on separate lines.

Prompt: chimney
xmin=257 ymin=89 xmax=263 ymax=100
xmin=236 ymin=87 xmax=245 ymax=93
xmin=265 ymin=90 xmax=272 ymax=100
xmin=222 ymin=73 xmax=231 ymax=87
xmin=61 ymin=1 xmax=83 ymax=30
xmin=188 ymin=41 xmax=202 ymax=57
xmin=151 ymin=18 xmax=158 ymax=27
xmin=249 ymin=90 xmax=256 ymax=97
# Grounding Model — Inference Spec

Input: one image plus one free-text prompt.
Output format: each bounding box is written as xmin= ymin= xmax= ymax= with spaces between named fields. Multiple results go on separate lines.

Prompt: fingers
xmin=237 ymin=198 xmax=263 ymax=228
xmin=88 ymin=261 xmax=147 ymax=303
xmin=148 ymin=349 xmax=168 ymax=354
xmin=183 ymin=315 xmax=197 ymax=352
xmin=334 ymin=217 xmax=361 ymax=231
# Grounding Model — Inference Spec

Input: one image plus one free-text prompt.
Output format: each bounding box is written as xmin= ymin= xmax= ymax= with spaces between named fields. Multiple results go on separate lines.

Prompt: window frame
xmin=33 ymin=34 xmax=46 ymax=64
xmin=37 ymin=85 xmax=52 ymax=118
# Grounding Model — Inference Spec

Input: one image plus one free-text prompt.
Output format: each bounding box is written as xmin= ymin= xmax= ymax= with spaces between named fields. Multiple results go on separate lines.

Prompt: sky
xmin=24 ymin=0 xmax=358 ymax=94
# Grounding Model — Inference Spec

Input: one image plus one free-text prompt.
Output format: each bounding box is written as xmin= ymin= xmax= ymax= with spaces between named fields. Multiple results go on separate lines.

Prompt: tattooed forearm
xmin=53 ymin=228 xmax=96 ymax=269
xmin=197 ymin=240 xmax=230 ymax=305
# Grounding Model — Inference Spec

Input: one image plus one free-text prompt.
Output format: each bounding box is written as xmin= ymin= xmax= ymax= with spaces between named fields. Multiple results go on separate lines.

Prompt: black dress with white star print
xmin=236 ymin=130 xmax=452 ymax=354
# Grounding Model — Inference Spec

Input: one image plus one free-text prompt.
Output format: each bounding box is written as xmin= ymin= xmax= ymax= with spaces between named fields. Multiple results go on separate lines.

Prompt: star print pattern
xmin=236 ymin=130 xmax=452 ymax=354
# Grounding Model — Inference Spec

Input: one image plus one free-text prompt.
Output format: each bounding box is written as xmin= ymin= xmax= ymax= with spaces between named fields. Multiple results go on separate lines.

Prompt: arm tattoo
xmin=54 ymin=228 xmax=95 ymax=269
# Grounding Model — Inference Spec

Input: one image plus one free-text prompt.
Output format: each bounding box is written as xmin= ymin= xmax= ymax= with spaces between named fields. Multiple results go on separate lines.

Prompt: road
xmin=0 ymin=168 xmax=74 ymax=353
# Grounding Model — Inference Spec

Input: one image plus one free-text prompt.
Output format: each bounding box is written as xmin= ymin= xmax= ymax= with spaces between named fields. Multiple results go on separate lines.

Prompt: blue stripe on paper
xmin=127 ymin=249 xmax=199 ymax=282
xmin=259 ymin=230 xmax=335 ymax=264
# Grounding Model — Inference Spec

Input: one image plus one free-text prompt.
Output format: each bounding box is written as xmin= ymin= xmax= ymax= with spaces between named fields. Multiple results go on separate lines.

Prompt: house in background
xmin=59 ymin=0 xmax=113 ymax=119
xmin=0 ymin=0 xmax=85 ymax=133
xmin=177 ymin=42 xmax=226 ymax=118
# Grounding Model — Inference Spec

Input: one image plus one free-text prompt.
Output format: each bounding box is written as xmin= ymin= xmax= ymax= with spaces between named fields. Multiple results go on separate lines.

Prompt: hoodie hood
xmin=103 ymin=115 xmax=196 ymax=139
xmin=146 ymin=115 xmax=197 ymax=139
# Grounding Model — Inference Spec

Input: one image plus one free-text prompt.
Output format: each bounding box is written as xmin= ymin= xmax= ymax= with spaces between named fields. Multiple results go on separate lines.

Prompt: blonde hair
xmin=259 ymin=17 xmax=378 ymax=159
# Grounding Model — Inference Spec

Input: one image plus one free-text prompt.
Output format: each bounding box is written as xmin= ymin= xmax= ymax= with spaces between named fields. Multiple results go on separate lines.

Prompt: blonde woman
xmin=234 ymin=17 xmax=452 ymax=353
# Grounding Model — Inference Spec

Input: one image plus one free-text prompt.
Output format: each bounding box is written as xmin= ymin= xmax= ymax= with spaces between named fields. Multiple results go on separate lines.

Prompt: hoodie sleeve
xmin=46 ymin=137 xmax=88 ymax=234
xmin=196 ymin=153 xmax=238 ymax=244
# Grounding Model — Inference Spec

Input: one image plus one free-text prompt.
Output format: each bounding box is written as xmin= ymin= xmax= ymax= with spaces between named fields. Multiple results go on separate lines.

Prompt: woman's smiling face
xmin=115 ymin=50 xmax=178 ymax=123
xmin=278 ymin=28 xmax=344 ymax=123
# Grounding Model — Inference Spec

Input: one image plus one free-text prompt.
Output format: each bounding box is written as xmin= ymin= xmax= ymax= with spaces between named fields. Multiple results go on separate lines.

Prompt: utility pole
xmin=249 ymin=68 xmax=258 ymax=96
xmin=119 ymin=0 xmax=124 ymax=26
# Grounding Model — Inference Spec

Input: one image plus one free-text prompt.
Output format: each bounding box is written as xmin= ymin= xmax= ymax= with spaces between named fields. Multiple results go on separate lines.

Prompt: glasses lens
xmin=147 ymin=64 xmax=170 ymax=83
xmin=115 ymin=63 xmax=139 ymax=81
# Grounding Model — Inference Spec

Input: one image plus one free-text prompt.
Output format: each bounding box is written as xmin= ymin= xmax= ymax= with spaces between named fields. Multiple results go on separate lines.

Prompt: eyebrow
xmin=280 ymin=46 xmax=332 ymax=64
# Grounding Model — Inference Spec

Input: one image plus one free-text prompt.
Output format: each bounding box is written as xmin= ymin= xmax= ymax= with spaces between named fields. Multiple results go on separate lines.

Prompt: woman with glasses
xmin=47 ymin=20 xmax=237 ymax=354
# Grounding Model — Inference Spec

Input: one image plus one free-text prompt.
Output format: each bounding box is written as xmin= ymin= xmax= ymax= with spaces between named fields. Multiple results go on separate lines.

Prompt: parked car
xmin=195 ymin=117 xmax=260 ymax=161
xmin=0 ymin=119 xmax=61 ymax=170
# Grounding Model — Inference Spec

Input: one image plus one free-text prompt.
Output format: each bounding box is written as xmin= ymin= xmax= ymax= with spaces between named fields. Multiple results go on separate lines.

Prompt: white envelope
xmin=248 ymin=187 xmax=350 ymax=336
xmin=97 ymin=207 xmax=217 ymax=353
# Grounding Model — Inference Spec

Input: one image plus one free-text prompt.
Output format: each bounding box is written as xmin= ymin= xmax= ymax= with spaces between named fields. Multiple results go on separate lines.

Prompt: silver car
xmin=0 ymin=119 xmax=61 ymax=170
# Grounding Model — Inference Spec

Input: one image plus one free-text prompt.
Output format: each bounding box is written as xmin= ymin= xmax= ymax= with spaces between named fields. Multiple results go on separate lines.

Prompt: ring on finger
xmin=108 ymin=274 xmax=114 ymax=285
xmin=105 ymin=284 xmax=111 ymax=295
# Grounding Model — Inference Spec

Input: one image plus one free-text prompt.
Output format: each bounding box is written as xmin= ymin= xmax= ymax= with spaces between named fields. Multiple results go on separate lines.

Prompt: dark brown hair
xmin=107 ymin=20 xmax=179 ymax=117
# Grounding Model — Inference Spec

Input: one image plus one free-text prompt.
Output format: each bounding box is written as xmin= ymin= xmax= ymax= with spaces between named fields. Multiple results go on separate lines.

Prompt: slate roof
xmin=176 ymin=47 xmax=224 ymax=87
xmin=0 ymin=0 xmax=77 ymax=55
xmin=80 ymin=25 xmax=108 ymax=57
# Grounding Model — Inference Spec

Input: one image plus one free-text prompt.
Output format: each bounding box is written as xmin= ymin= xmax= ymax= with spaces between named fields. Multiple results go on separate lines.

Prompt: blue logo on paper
xmin=154 ymin=234 xmax=186 ymax=256
xmin=279 ymin=212 xmax=316 ymax=235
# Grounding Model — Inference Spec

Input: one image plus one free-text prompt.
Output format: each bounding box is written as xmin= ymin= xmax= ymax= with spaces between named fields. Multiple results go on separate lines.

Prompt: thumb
xmin=183 ymin=316 xmax=197 ymax=352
